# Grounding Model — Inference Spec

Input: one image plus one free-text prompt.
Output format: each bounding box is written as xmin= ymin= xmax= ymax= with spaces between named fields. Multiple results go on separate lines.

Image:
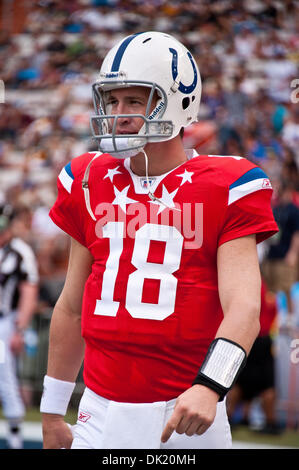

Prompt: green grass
xmin=0 ymin=406 xmax=78 ymax=425
xmin=231 ymin=425 xmax=299 ymax=448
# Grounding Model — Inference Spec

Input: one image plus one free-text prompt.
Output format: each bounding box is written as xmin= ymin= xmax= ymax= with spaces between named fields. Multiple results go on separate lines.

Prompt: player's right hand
xmin=42 ymin=414 xmax=73 ymax=449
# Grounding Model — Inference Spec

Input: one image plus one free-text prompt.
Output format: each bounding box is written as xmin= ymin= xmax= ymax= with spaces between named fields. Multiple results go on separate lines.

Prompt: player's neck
xmin=129 ymin=136 xmax=187 ymax=176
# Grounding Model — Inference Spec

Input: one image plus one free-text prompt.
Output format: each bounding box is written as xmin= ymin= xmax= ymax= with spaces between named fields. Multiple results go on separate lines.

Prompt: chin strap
xmin=82 ymin=152 xmax=102 ymax=221
xmin=142 ymin=148 xmax=160 ymax=203
xmin=141 ymin=149 xmax=181 ymax=212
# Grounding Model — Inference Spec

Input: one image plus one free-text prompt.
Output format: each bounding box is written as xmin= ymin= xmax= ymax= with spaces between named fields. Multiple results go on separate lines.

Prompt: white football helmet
xmin=90 ymin=31 xmax=202 ymax=157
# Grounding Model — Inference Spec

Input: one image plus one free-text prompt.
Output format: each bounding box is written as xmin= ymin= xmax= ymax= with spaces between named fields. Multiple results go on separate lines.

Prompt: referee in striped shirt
xmin=0 ymin=202 xmax=39 ymax=449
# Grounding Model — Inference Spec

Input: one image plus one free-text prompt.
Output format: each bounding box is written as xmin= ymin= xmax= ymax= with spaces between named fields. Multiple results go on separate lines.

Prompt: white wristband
xmin=40 ymin=375 xmax=76 ymax=416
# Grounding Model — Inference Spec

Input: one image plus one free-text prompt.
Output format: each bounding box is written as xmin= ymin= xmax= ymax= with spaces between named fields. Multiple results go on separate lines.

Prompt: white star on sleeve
xmin=112 ymin=185 xmax=138 ymax=213
xmin=104 ymin=166 xmax=122 ymax=183
xmin=149 ymin=184 xmax=179 ymax=214
xmin=176 ymin=169 xmax=194 ymax=185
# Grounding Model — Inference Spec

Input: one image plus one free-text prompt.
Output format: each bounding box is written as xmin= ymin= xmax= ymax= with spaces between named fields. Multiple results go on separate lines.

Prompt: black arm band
xmin=192 ymin=338 xmax=247 ymax=401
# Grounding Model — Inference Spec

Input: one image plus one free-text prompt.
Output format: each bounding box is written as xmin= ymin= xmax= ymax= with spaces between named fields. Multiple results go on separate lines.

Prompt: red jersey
xmin=49 ymin=151 xmax=278 ymax=403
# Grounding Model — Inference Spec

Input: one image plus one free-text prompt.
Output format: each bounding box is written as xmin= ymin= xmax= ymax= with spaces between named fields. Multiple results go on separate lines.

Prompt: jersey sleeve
xmin=218 ymin=166 xmax=279 ymax=246
xmin=49 ymin=159 xmax=87 ymax=246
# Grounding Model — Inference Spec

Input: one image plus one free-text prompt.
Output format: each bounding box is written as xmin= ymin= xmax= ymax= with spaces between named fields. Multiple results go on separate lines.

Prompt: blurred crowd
xmin=0 ymin=0 xmax=299 ymax=426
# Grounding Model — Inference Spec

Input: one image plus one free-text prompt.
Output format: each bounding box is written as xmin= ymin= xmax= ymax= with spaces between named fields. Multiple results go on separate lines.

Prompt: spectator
xmin=223 ymin=75 xmax=249 ymax=128
xmin=263 ymin=50 xmax=297 ymax=103
xmin=282 ymin=107 xmax=299 ymax=165
xmin=262 ymin=180 xmax=299 ymax=318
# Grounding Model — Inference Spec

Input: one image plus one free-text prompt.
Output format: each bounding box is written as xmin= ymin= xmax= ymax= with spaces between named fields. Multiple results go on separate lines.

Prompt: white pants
xmin=0 ymin=314 xmax=25 ymax=420
xmin=71 ymin=387 xmax=232 ymax=449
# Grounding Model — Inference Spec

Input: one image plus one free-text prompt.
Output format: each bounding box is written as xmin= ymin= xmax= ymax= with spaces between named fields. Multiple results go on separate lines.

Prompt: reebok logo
xmin=78 ymin=410 xmax=91 ymax=423
xmin=262 ymin=178 xmax=272 ymax=188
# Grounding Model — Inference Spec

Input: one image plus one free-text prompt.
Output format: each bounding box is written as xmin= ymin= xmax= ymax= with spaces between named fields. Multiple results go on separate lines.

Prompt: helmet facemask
xmin=90 ymin=80 xmax=174 ymax=158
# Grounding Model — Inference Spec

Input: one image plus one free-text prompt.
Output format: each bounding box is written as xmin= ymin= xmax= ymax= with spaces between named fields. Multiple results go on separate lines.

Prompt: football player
xmin=41 ymin=31 xmax=278 ymax=449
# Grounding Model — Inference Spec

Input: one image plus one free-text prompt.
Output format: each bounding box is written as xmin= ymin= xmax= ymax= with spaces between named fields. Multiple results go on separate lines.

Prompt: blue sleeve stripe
xmin=111 ymin=33 xmax=143 ymax=72
xmin=229 ymin=167 xmax=268 ymax=190
xmin=65 ymin=162 xmax=74 ymax=180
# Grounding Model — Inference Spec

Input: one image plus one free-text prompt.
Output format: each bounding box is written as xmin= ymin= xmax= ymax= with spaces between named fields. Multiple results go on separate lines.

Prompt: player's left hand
xmin=161 ymin=384 xmax=220 ymax=443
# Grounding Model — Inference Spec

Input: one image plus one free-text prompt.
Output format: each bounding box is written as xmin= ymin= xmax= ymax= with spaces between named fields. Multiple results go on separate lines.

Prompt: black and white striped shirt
xmin=0 ymin=238 xmax=39 ymax=316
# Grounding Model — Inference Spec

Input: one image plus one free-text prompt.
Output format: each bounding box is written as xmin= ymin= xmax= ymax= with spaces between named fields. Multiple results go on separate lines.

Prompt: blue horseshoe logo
xmin=169 ymin=48 xmax=198 ymax=94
